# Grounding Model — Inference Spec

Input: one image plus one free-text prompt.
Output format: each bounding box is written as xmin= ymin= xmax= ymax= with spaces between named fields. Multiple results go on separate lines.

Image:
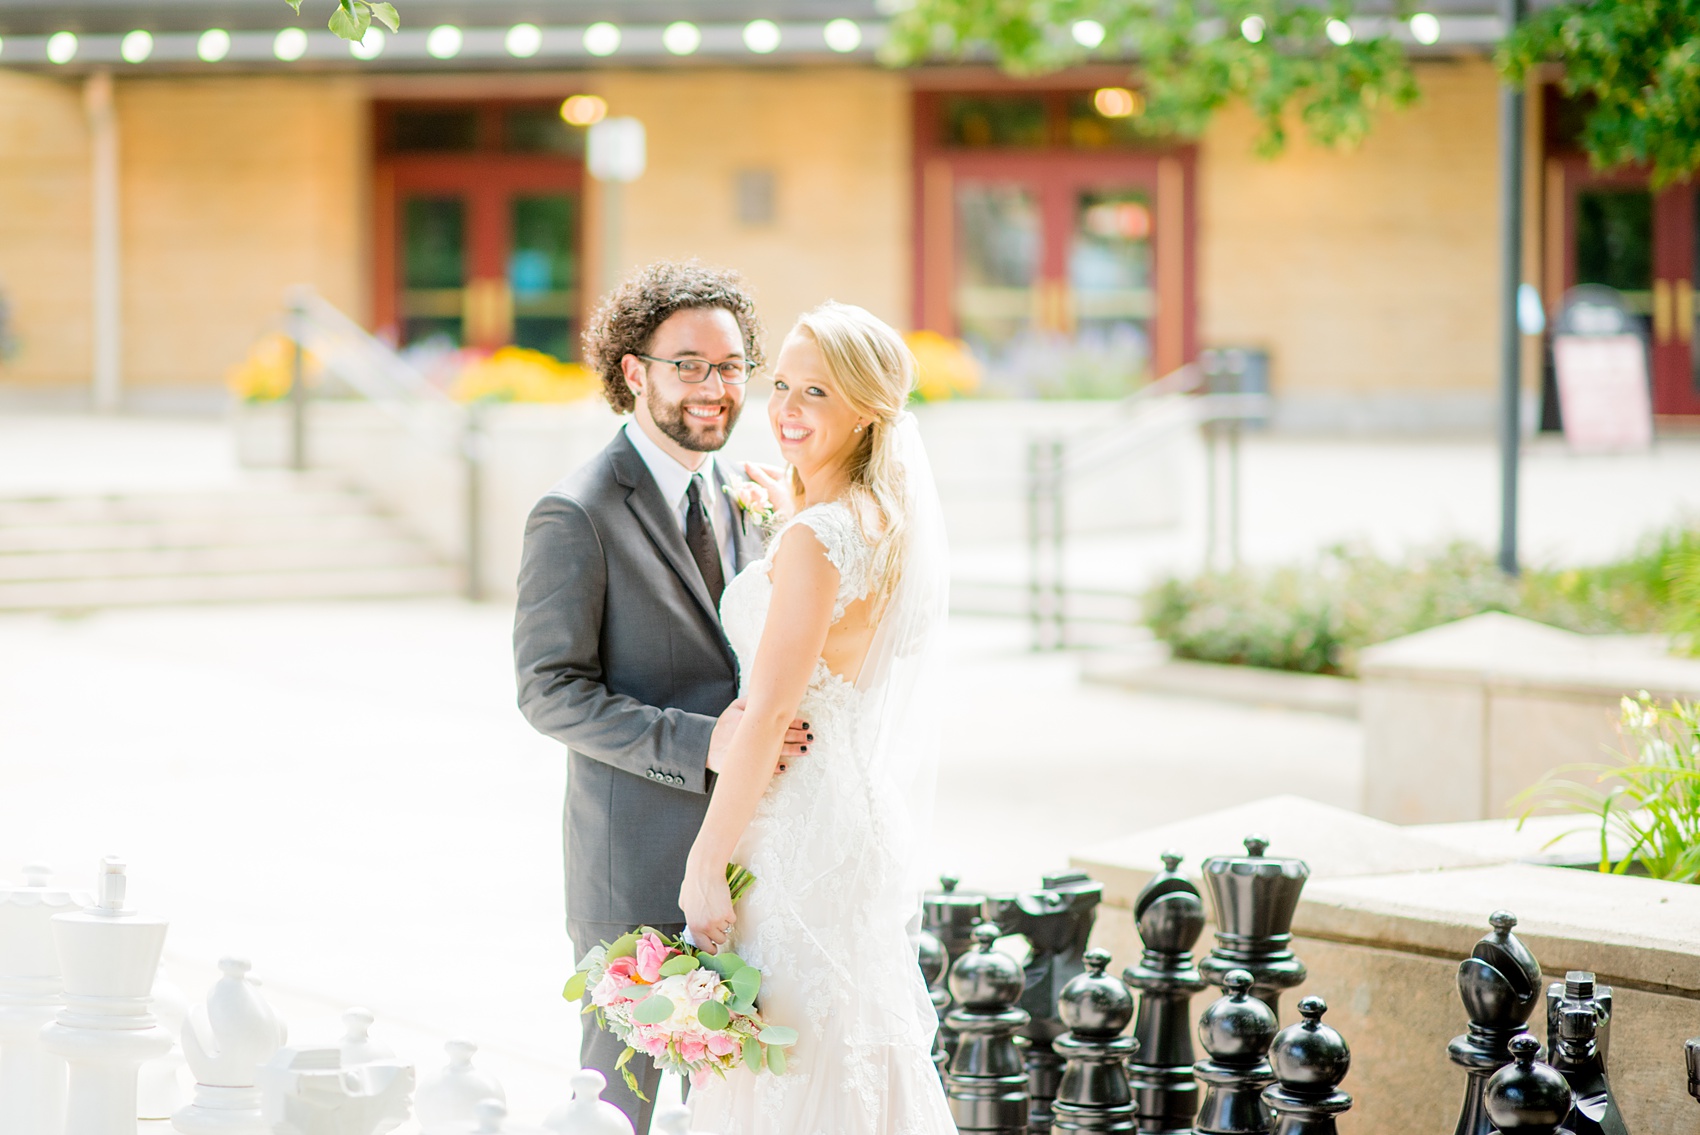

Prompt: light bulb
xmin=426 ymin=24 xmax=463 ymax=59
xmin=350 ymin=26 xmax=384 ymax=57
xmin=274 ymin=27 xmax=308 ymax=61
xmin=1071 ymin=20 xmax=1106 ymax=48
xmin=1240 ymin=15 xmax=1265 ymax=42
xmin=120 ymin=29 xmax=153 ymax=63
xmin=743 ymin=19 xmax=780 ymax=53
xmin=663 ymin=21 xmax=701 ymax=55
xmin=1409 ymin=12 xmax=1440 ymax=44
xmin=823 ymin=19 xmax=861 ymax=52
xmin=47 ymin=30 xmax=78 ymax=63
xmin=198 ymin=28 xmax=231 ymax=61
xmin=1325 ymin=18 xmax=1353 ymax=44
xmin=583 ymin=22 xmax=620 ymax=56
xmin=506 ymin=23 xmax=542 ymax=57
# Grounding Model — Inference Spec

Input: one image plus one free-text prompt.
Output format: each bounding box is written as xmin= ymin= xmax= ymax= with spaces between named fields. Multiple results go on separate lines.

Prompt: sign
xmin=1552 ymin=285 xmax=1653 ymax=453
xmin=587 ymin=117 xmax=646 ymax=183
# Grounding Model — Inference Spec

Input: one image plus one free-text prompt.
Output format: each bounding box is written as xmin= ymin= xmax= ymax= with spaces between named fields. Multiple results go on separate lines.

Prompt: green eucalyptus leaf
xmin=659 ymin=954 xmax=701 ymax=977
xmin=730 ymin=965 xmax=762 ymax=1005
xmin=742 ymin=1036 xmax=762 ymax=1071
xmin=699 ymin=951 xmax=744 ymax=977
xmin=766 ymin=1043 xmax=787 ymax=1074
xmin=562 ymin=972 xmax=588 ymax=1002
xmin=758 ymin=1024 xmax=799 ymax=1047
xmin=367 ymin=1 xmax=400 ymax=31
xmin=606 ymin=932 xmax=640 ymax=960
xmin=697 ymin=1000 xmax=732 ymax=1030
xmin=633 ymin=995 xmax=675 ymax=1025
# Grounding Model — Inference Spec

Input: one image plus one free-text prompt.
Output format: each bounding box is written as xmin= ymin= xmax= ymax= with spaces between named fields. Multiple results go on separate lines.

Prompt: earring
xmin=854 ymin=424 xmax=864 ymax=433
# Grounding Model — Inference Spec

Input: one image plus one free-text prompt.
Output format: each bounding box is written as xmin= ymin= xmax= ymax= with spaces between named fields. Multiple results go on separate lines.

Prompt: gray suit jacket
xmin=515 ymin=429 xmax=765 ymax=926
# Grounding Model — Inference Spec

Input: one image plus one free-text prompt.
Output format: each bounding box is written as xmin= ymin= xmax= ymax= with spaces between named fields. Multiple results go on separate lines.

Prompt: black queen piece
xmin=1197 ymin=836 xmax=1309 ymax=1016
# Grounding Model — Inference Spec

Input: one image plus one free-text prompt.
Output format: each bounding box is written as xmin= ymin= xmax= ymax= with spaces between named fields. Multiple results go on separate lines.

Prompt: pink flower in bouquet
xmin=684 ymin=969 xmax=722 ymax=1003
xmin=705 ymin=1031 xmax=739 ymax=1058
xmin=634 ymin=933 xmax=671 ymax=983
xmin=592 ymin=956 xmax=642 ymax=1006
xmin=678 ymin=1036 xmax=709 ymax=1064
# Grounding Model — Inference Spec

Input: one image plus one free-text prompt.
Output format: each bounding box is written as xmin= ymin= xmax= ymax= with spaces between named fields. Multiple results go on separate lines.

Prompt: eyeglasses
xmin=635 ymin=353 xmax=751 ymax=385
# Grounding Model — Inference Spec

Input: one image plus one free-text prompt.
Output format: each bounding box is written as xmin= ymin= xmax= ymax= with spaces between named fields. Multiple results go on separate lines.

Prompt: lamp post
xmin=587 ymin=117 xmax=646 ymax=295
xmin=1496 ymin=0 xmax=1527 ymax=576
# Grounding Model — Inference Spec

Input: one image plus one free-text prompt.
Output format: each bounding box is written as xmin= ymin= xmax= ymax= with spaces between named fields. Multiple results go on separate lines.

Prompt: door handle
xmin=1678 ymin=279 xmax=1694 ymax=345
xmin=1654 ymin=278 xmax=1673 ymax=344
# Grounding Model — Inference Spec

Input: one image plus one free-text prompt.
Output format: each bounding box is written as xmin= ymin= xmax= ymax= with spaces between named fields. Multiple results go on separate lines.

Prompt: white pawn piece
xmin=417 ymin=1040 xmax=505 ymax=1135
xmin=0 ymin=862 xmax=90 ymax=1135
xmin=259 ymin=1043 xmax=413 ymax=1135
xmin=467 ymin=1099 xmax=547 ymax=1135
xmin=651 ymin=1104 xmax=714 ymax=1135
xmin=339 ymin=1008 xmax=394 ymax=1065
xmin=40 ymin=858 xmax=173 ymax=1135
xmin=542 ymin=1070 xmax=632 ymax=1135
xmin=140 ymin=971 xmax=193 ymax=1119
xmin=173 ymin=957 xmax=287 ymax=1135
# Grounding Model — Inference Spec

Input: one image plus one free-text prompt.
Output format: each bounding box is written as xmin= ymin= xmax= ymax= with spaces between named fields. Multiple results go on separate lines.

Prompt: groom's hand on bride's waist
xmin=707 ymin=698 xmax=813 ymax=775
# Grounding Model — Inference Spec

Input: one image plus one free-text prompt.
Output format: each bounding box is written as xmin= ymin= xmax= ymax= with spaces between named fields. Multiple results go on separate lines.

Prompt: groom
xmin=514 ymin=260 xmax=810 ymax=1131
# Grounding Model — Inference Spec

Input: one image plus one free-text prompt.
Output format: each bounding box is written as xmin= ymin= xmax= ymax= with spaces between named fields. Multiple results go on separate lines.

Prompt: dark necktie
xmin=685 ymin=474 xmax=725 ymax=606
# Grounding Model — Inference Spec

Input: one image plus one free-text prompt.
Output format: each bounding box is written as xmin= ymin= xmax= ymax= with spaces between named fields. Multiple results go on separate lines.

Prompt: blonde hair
xmin=788 ymin=301 xmax=918 ymax=615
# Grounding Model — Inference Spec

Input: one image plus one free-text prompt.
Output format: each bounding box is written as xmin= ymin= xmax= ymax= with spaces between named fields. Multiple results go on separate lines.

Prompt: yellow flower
xmin=904 ymin=331 xmax=981 ymax=403
xmin=451 ymin=346 xmax=599 ymax=403
xmin=226 ymin=333 xmax=317 ymax=403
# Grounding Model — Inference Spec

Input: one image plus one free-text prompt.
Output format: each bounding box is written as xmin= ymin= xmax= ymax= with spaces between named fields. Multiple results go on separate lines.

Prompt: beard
xmin=648 ymin=383 xmax=742 ymax=452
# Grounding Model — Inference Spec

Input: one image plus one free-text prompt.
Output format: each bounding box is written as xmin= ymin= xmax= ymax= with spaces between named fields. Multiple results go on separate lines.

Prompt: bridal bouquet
xmin=562 ymin=866 xmax=798 ymax=1095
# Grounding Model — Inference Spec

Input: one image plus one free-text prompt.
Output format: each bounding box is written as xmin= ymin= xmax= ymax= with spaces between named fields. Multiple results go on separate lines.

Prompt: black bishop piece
xmin=1450 ymin=911 xmax=1545 ymax=1135
xmin=1123 ymin=850 xmax=1207 ymax=1135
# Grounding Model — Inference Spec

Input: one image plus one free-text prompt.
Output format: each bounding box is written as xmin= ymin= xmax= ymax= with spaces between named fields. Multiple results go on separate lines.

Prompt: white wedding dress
xmin=688 ymin=497 xmax=957 ymax=1135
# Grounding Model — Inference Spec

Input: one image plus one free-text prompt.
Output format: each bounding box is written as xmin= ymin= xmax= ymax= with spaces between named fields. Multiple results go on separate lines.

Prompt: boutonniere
xmin=725 ymin=480 xmax=778 ymax=533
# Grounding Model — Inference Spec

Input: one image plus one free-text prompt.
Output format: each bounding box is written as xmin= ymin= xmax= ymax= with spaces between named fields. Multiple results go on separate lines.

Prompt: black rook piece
xmin=1051 ymin=948 xmax=1138 ymax=1133
xmin=1193 ymin=969 xmax=1278 ymax=1135
xmin=1484 ymin=1035 xmax=1575 ymax=1135
xmin=946 ymin=921 xmax=1033 ymax=1135
xmin=1549 ymin=1006 xmax=1626 ymax=1135
xmin=1123 ymin=851 xmax=1208 ymax=1135
xmin=984 ymin=871 xmax=1104 ymax=1134
xmin=1546 ymin=972 xmax=1613 ymax=1072
xmin=916 ymin=928 xmax=951 ymax=1081
xmin=1262 ymin=997 xmax=1352 ymax=1135
xmin=1198 ymin=836 xmax=1309 ymax=1016
xmin=1450 ymin=911 xmax=1546 ymax=1135
xmin=1686 ymin=1037 xmax=1700 ymax=1105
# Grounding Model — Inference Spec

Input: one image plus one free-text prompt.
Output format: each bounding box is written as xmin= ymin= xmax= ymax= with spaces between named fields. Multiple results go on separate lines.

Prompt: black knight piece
xmin=1123 ymin=851 xmax=1208 ymax=1135
xmin=1546 ymin=972 xmax=1613 ymax=1073
xmin=1548 ymin=1006 xmax=1627 ymax=1135
xmin=1051 ymin=948 xmax=1139 ymax=1133
xmin=1262 ymin=997 xmax=1352 ymax=1135
xmin=946 ymin=921 xmax=1033 ymax=1135
xmin=917 ymin=927 xmax=951 ymax=1081
xmin=1450 ymin=911 xmax=1545 ymax=1135
xmin=984 ymin=872 xmax=1104 ymax=1134
xmin=1197 ymin=837 xmax=1309 ymax=1016
xmin=1484 ymin=1035 xmax=1575 ymax=1135
xmin=1193 ymin=969 xmax=1278 ymax=1135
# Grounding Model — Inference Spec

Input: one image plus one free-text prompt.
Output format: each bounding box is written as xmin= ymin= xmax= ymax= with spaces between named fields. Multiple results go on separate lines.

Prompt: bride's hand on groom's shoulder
xmin=707 ymin=698 xmax=813 ymax=775
xmin=742 ymin=462 xmax=794 ymax=520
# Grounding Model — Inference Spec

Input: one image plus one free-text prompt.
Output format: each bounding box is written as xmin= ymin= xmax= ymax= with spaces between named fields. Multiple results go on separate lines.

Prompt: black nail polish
xmin=802 ymin=723 xmax=811 ymax=730
xmin=806 ymin=733 xmax=814 ymax=741
xmin=801 ymin=745 xmax=808 ymax=752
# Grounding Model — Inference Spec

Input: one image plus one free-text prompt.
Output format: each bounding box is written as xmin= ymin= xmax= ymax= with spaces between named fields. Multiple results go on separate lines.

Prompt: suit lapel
xmin=714 ymin=460 xmax=765 ymax=574
xmin=609 ymin=433 xmax=724 ymax=631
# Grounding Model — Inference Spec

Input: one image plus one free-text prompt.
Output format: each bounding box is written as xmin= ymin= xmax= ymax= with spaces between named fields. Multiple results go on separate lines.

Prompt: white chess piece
xmin=259 ymin=1042 xmax=413 ymax=1135
xmin=173 ymin=957 xmax=287 ymax=1135
xmin=542 ymin=1070 xmax=633 ymax=1135
xmin=651 ymin=1104 xmax=714 ymax=1135
xmin=416 ymin=1040 xmax=505 ymax=1134
xmin=467 ymin=1098 xmax=548 ymax=1135
xmin=0 ymin=862 xmax=90 ymax=1135
xmin=338 ymin=1008 xmax=393 ymax=1066
xmin=39 ymin=858 xmax=173 ymax=1135
xmin=139 ymin=971 xmax=192 ymax=1119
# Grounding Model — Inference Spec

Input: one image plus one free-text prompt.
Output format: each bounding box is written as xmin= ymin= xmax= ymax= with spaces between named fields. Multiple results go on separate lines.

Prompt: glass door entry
xmin=1555 ymin=160 xmax=1700 ymax=418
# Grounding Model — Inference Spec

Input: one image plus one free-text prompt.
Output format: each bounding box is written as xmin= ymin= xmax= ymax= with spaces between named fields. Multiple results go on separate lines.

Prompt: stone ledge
xmin=1081 ymin=657 xmax=1360 ymax=718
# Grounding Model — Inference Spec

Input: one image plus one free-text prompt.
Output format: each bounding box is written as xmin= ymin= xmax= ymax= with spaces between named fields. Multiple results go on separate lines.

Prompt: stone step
xmin=0 ymin=538 xmax=442 ymax=583
xmin=0 ymin=484 xmax=381 ymax=527
xmin=0 ymin=564 xmax=461 ymax=612
xmin=0 ymin=512 xmax=410 ymax=553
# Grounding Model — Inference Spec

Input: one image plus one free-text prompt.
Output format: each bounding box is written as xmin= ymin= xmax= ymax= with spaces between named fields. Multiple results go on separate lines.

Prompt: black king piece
xmin=1197 ymin=836 xmax=1309 ymax=1016
xmin=1449 ymin=910 xmax=1545 ymax=1135
xmin=983 ymin=871 xmax=1104 ymax=1134
xmin=1123 ymin=851 xmax=1207 ymax=1134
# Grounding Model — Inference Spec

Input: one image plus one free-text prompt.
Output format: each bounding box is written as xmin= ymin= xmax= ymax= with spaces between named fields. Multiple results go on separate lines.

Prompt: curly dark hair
xmin=582 ymin=260 xmax=766 ymax=414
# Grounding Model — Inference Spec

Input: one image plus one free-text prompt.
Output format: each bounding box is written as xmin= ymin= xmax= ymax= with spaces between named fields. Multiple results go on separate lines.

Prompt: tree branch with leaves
xmin=287 ymin=0 xmax=399 ymax=41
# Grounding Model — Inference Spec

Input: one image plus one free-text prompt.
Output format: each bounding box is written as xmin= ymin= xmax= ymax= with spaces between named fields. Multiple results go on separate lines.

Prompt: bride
xmin=680 ymin=301 xmax=956 ymax=1133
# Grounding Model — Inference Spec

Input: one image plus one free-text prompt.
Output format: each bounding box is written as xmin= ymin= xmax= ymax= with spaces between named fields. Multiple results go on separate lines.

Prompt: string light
xmin=350 ymin=26 xmax=384 ymax=57
xmin=663 ymin=21 xmax=701 ymax=55
xmin=1071 ymin=20 xmax=1106 ymax=48
xmin=273 ymin=27 xmax=308 ymax=61
xmin=197 ymin=28 xmax=231 ymax=61
xmin=1409 ymin=12 xmax=1441 ymax=44
xmin=120 ymin=30 xmax=153 ymax=62
xmin=583 ymin=22 xmax=620 ymax=56
xmin=743 ymin=19 xmax=780 ymax=53
xmin=506 ymin=23 xmax=542 ymax=57
xmin=823 ymin=19 xmax=861 ymax=52
xmin=47 ymin=31 xmax=79 ymax=63
xmin=426 ymin=24 xmax=462 ymax=59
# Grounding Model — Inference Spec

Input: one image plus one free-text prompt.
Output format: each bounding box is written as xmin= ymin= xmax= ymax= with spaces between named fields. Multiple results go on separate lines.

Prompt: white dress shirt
xmin=623 ymin=421 xmax=736 ymax=581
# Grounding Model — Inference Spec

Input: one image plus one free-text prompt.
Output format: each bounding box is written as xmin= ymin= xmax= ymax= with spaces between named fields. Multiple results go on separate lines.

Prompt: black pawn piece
xmin=1484 ymin=1034 xmax=1574 ymax=1135
xmin=917 ymin=927 xmax=951 ymax=1081
xmin=1450 ymin=910 xmax=1546 ymax=1135
xmin=946 ymin=921 xmax=1032 ymax=1135
xmin=1262 ymin=997 xmax=1351 ymax=1135
xmin=1549 ymin=1006 xmax=1626 ymax=1135
xmin=1686 ymin=1037 xmax=1700 ymax=1105
xmin=1193 ymin=968 xmax=1278 ymax=1135
xmin=1198 ymin=836 xmax=1309 ymax=1017
xmin=1546 ymin=972 xmax=1613 ymax=1073
xmin=1052 ymin=949 xmax=1138 ymax=1133
xmin=926 ymin=874 xmax=987 ymax=1069
xmin=1124 ymin=850 xmax=1208 ymax=1135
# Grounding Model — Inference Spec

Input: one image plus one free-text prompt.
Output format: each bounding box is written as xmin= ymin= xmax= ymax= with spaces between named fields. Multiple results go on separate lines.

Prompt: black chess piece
xmin=1051 ymin=948 xmax=1138 ymax=1133
xmin=927 ymin=874 xmax=987 ymax=1068
xmin=1450 ymin=910 xmax=1545 ymax=1135
xmin=917 ymin=927 xmax=951 ymax=1081
xmin=1686 ymin=1037 xmax=1700 ymax=1105
xmin=1197 ymin=836 xmax=1309 ymax=1016
xmin=1548 ymin=1005 xmax=1626 ymax=1135
xmin=1546 ymin=972 xmax=1613 ymax=1072
xmin=946 ymin=921 xmax=1033 ymax=1135
xmin=1262 ymin=997 xmax=1351 ymax=1135
xmin=1485 ymin=1034 xmax=1575 ymax=1135
xmin=984 ymin=871 xmax=1104 ymax=1134
xmin=1193 ymin=968 xmax=1278 ymax=1135
xmin=1123 ymin=850 xmax=1207 ymax=1135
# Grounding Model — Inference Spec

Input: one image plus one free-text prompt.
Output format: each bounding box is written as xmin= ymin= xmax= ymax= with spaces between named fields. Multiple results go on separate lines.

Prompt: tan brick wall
xmin=1197 ymin=59 xmax=1500 ymax=397
xmin=590 ymin=68 xmax=911 ymax=354
xmin=118 ymin=76 xmax=367 ymax=390
xmin=0 ymin=72 xmax=93 ymax=388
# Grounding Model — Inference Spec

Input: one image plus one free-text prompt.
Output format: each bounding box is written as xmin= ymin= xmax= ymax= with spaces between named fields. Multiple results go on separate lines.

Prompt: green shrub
xmin=1144 ymin=526 xmax=1699 ymax=676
